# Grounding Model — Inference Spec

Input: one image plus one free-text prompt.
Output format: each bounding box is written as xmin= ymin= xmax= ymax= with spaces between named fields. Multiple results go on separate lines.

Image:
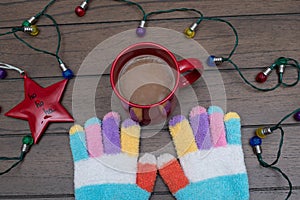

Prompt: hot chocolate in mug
xmin=110 ymin=42 xmax=203 ymax=125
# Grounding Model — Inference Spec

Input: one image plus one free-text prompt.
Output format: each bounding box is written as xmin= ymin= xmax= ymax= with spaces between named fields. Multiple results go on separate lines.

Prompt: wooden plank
xmin=0 ymin=15 xmax=298 ymax=79
xmin=0 ymin=0 xmax=299 ymax=27
xmin=1 ymin=189 xmax=298 ymax=200
xmin=0 ymin=1 xmax=299 ymax=199
xmin=151 ymin=190 xmax=300 ymax=200
xmin=0 ymin=135 xmax=74 ymax=196
xmin=0 ymin=68 xmax=298 ymax=135
xmin=0 ymin=126 xmax=299 ymax=196
xmin=0 ymin=196 xmax=73 ymax=200
xmin=249 ymin=189 xmax=300 ymax=199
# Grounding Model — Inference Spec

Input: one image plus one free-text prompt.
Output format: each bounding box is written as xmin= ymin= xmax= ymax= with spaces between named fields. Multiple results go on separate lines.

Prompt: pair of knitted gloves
xmin=69 ymin=106 xmax=249 ymax=200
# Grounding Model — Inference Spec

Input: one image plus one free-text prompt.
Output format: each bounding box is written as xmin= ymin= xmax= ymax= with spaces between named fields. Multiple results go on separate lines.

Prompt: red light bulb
xmin=256 ymin=72 xmax=267 ymax=83
xmin=75 ymin=6 xmax=86 ymax=17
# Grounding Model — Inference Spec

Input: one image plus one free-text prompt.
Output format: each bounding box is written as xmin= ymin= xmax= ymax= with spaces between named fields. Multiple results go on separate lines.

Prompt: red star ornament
xmin=5 ymin=74 xmax=74 ymax=144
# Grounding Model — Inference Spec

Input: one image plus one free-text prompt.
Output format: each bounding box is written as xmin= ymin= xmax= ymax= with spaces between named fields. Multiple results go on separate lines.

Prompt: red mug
xmin=110 ymin=42 xmax=203 ymax=125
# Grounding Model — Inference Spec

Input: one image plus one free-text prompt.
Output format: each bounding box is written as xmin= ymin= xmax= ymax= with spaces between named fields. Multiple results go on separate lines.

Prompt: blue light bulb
xmin=207 ymin=55 xmax=216 ymax=67
xmin=249 ymin=136 xmax=262 ymax=147
xmin=62 ymin=69 xmax=74 ymax=79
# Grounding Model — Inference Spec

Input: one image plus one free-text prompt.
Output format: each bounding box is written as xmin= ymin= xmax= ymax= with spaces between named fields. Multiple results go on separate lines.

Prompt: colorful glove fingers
xmin=69 ymin=112 xmax=157 ymax=200
xmin=69 ymin=106 xmax=249 ymax=200
xmin=158 ymin=106 xmax=249 ymax=200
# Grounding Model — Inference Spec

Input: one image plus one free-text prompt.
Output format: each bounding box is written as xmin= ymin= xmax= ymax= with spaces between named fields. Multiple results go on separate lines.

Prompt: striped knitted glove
xmin=158 ymin=106 xmax=249 ymax=200
xmin=69 ymin=112 xmax=157 ymax=200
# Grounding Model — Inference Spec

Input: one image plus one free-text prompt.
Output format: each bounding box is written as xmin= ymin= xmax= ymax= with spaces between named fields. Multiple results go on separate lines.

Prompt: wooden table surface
xmin=0 ymin=0 xmax=299 ymax=199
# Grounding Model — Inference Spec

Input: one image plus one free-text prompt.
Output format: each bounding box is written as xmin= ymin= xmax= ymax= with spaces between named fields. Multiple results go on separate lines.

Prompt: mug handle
xmin=177 ymin=58 xmax=204 ymax=88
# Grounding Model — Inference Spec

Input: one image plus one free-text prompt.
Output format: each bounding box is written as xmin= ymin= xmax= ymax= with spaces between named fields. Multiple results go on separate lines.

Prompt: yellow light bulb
xmin=30 ymin=25 xmax=40 ymax=36
xmin=256 ymin=127 xmax=266 ymax=139
xmin=184 ymin=27 xmax=195 ymax=38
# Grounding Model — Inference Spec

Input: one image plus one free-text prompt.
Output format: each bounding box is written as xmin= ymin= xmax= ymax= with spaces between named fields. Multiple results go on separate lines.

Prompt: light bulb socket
xmin=28 ymin=16 xmax=37 ymax=25
xmin=263 ymin=67 xmax=272 ymax=76
xmin=59 ymin=63 xmax=68 ymax=71
xmin=80 ymin=1 xmax=88 ymax=10
xmin=262 ymin=127 xmax=273 ymax=135
xmin=213 ymin=57 xmax=223 ymax=66
xmin=139 ymin=20 xmax=146 ymax=28
xmin=189 ymin=22 xmax=198 ymax=31
xmin=22 ymin=25 xmax=39 ymax=36
xmin=207 ymin=55 xmax=224 ymax=67
xmin=253 ymin=145 xmax=262 ymax=155
xmin=23 ymin=26 xmax=33 ymax=33
xmin=21 ymin=144 xmax=31 ymax=153
xmin=278 ymin=64 xmax=285 ymax=74
xmin=256 ymin=127 xmax=272 ymax=139
xmin=22 ymin=16 xmax=37 ymax=27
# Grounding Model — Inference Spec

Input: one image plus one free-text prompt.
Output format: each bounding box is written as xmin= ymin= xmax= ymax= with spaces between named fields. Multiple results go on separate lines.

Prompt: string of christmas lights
xmin=0 ymin=0 xmax=74 ymax=175
xmin=117 ymin=0 xmax=300 ymax=92
xmin=0 ymin=3 xmax=298 ymax=197
xmin=72 ymin=2 xmax=299 ymax=199
xmin=0 ymin=63 xmax=33 ymax=176
xmin=250 ymin=108 xmax=300 ymax=200
xmin=0 ymin=0 xmax=73 ymax=79
xmin=0 ymin=135 xmax=33 ymax=175
xmin=0 ymin=62 xmax=74 ymax=175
